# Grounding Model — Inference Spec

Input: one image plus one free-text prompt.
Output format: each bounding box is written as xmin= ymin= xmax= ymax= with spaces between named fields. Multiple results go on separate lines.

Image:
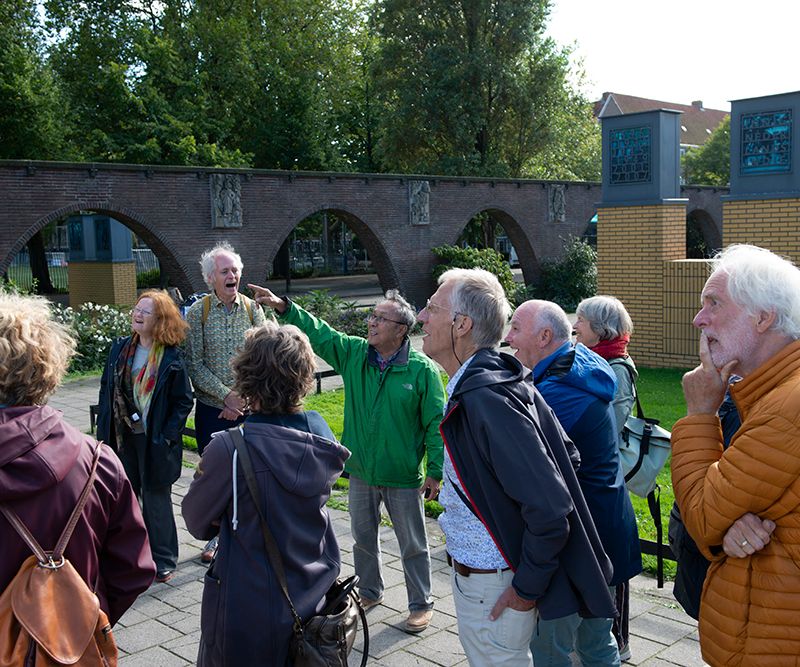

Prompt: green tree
xmin=533 ymin=237 xmax=596 ymax=311
xmin=0 ymin=0 xmax=67 ymax=159
xmin=370 ymin=0 xmax=595 ymax=177
xmin=44 ymin=0 xmax=153 ymax=161
xmin=682 ymin=115 xmax=730 ymax=186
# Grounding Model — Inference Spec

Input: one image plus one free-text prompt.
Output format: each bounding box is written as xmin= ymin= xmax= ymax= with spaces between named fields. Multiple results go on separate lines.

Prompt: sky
xmin=546 ymin=0 xmax=800 ymax=112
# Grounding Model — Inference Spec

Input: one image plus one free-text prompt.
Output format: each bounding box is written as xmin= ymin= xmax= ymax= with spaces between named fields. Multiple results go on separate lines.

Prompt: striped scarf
xmin=113 ymin=335 xmax=164 ymax=448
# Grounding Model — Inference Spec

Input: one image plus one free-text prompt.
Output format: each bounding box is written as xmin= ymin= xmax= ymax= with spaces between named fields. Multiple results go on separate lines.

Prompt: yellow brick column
xmin=723 ymin=198 xmax=800 ymax=262
xmin=597 ymin=203 xmax=689 ymax=367
xmin=68 ymin=261 xmax=137 ymax=307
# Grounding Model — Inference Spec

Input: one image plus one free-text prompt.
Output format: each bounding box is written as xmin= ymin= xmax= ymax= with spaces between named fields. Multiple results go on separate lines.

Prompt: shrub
xmin=136 ymin=268 xmax=161 ymax=288
xmin=52 ymin=302 xmax=131 ymax=373
xmin=294 ymin=289 xmax=369 ymax=338
xmin=533 ymin=237 xmax=596 ymax=312
xmin=431 ymin=245 xmax=516 ymax=296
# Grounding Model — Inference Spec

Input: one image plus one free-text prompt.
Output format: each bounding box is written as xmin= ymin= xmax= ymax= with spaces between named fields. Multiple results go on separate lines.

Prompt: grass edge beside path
xmin=71 ymin=366 xmax=690 ymax=579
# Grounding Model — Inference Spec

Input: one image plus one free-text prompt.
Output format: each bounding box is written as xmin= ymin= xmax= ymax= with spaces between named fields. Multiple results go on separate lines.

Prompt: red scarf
xmin=589 ymin=334 xmax=630 ymax=361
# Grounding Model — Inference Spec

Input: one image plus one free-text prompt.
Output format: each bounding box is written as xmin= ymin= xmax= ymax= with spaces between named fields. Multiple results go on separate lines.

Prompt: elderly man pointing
xmin=249 ymin=283 xmax=445 ymax=634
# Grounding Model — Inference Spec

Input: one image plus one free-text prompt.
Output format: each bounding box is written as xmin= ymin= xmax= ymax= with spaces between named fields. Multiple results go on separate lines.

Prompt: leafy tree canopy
xmin=5 ymin=0 xmax=600 ymax=178
xmin=682 ymin=115 xmax=730 ymax=186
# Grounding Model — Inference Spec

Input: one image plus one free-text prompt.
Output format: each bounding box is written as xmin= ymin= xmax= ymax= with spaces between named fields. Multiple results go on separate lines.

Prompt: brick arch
xmin=0 ymin=162 xmax=724 ymax=306
xmin=273 ymin=205 xmax=402 ymax=292
xmin=453 ymin=206 xmax=543 ymax=283
xmin=2 ymin=201 xmax=195 ymax=296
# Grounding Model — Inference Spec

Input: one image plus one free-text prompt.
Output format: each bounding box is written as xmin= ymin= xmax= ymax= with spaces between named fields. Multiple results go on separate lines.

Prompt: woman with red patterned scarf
xmin=97 ymin=290 xmax=194 ymax=584
xmin=574 ymin=294 xmax=637 ymax=663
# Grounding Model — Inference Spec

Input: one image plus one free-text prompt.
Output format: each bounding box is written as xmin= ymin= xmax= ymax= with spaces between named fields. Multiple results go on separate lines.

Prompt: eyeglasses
xmin=424 ymin=299 xmax=451 ymax=315
xmin=133 ymin=306 xmax=153 ymax=316
xmin=366 ymin=312 xmax=406 ymax=326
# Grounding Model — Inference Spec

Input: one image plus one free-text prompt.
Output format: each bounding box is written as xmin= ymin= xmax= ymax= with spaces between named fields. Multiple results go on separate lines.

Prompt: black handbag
xmin=228 ymin=427 xmax=368 ymax=667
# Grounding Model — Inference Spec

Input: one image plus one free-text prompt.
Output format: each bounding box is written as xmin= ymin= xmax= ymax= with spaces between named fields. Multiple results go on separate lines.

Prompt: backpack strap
xmin=0 ymin=441 xmax=102 ymax=567
xmin=202 ymin=293 xmax=211 ymax=326
xmin=609 ymin=359 xmax=645 ymax=419
xmin=610 ymin=360 xmax=667 ymax=587
xmin=202 ymin=293 xmax=254 ymax=326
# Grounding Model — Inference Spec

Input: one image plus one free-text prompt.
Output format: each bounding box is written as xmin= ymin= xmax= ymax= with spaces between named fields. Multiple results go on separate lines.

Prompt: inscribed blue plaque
xmin=609 ymin=126 xmax=651 ymax=184
xmin=741 ymin=110 xmax=792 ymax=175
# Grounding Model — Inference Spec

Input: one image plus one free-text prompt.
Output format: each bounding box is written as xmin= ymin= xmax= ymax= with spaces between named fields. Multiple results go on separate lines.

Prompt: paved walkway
xmin=50 ymin=377 xmax=708 ymax=666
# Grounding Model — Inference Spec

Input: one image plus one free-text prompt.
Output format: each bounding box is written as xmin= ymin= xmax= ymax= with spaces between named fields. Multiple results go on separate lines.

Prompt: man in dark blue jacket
xmin=418 ymin=269 xmax=615 ymax=667
xmin=506 ymin=299 xmax=642 ymax=667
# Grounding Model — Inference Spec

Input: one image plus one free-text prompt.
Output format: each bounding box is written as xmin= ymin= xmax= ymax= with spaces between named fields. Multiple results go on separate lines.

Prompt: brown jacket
xmin=0 ymin=405 xmax=155 ymax=625
xmin=672 ymin=340 xmax=800 ymax=666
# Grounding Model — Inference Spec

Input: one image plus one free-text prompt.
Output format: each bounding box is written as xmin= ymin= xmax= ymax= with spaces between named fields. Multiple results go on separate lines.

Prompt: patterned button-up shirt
xmin=185 ymin=291 xmax=267 ymax=408
xmin=438 ymin=355 xmax=507 ymax=569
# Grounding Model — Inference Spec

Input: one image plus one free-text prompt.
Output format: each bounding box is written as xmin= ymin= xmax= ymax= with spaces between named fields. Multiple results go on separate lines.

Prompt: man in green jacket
xmin=249 ymin=283 xmax=445 ymax=634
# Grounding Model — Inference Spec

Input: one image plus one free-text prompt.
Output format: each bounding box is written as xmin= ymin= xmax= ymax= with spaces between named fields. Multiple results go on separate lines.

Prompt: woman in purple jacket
xmin=0 ymin=292 xmax=154 ymax=626
xmin=182 ymin=321 xmax=350 ymax=666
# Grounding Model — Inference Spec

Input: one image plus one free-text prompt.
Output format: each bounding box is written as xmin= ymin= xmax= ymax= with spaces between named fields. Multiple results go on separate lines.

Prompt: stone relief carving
xmin=409 ymin=180 xmax=431 ymax=226
xmin=548 ymin=184 xmax=566 ymax=223
xmin=210 ymin=174 xmax=243 ymax=228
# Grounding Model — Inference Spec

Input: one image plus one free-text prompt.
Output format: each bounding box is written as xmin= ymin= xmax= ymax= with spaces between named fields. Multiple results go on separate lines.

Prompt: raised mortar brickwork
xmin=68 ymin=261 xmax=137 ymax=307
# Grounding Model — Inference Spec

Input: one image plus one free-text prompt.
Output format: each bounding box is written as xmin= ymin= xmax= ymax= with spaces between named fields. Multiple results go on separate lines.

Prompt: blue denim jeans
xmin=348 ymin=476 xmax=433 ymax=611
xmin=531 ymin=609 xmax=621 ymax=667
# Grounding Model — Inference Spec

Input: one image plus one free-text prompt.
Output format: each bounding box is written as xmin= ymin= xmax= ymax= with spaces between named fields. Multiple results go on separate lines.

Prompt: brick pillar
xmin=723 ymin=198 xmax=800 ymax=262
xmin=68 ymin=261 xmax=137 ymax=307
xmin=597 ymin=203 xmax=691 ymax=367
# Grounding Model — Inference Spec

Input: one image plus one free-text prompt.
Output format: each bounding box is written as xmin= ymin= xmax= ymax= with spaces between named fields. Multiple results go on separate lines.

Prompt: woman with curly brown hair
xmin=182 ymin=321 xmax=350 ymax=667
xmin=97 ymin=289 xmax=194 ymax=584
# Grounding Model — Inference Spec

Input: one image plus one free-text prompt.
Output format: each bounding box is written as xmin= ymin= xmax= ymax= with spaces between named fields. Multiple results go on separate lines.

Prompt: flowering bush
xmin=52 ymin=302 xmax=132 ymax=373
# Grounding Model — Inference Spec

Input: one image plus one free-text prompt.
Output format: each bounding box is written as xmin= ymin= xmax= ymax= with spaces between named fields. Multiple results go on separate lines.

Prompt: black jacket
xmin=97 ymin=337 xmax=194 ymax=489
xmin=439 ymin=349 xmax=616 ymax=621
xmin=669 ymin=385 xmax=741 ymax=619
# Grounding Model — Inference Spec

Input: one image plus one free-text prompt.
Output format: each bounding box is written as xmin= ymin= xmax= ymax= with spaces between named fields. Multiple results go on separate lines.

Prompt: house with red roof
xmin=594 ymin=92 xmax=729 ymax=158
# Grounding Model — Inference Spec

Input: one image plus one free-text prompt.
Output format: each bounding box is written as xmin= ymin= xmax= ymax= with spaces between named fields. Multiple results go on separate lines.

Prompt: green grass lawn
xmin=305 ymin=367 xmax=690 ymax=578
xmin=631 ymin=367 xmax=688 ymax=578
xmin=181 ymin=366 xmax=690 ymax=578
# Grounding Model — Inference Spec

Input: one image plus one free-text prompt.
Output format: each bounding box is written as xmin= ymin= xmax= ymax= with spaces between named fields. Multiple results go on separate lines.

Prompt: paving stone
xmin=118 ymin=645 xmax=191 ymax=666
xmin=632 ymin=612 xmax=696 ymax=646
xmin=406 ymin=627 xmax=466 ymax=665
xmin=114 ymin=618 xmax=182 ymax=653
xmin=49 ymin=377 xmax=704 ymax=666
xmin=656 ymin=636 xmax=709 ymax=666
xmin=116 ymin=607 xmax=149 ymax=628
xmin=367 ymin=622 xmax=425 ymax=659
xmin=624 ymin=633 xmax=678 ymax=666
xmin=128 ymin=594 xmax=176 ymax=619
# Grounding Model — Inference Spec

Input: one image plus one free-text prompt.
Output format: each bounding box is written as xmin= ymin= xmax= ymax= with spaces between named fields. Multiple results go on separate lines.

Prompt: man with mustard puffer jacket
xmin=672 ymin=244 xmax=800 ymax=667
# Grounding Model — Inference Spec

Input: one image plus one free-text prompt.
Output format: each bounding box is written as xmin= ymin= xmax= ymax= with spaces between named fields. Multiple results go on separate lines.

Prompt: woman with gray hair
xmin=574 ymin=293 xmax=636 ymax=661
xmin=575 ymin=295 xmax=637 ymax=443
